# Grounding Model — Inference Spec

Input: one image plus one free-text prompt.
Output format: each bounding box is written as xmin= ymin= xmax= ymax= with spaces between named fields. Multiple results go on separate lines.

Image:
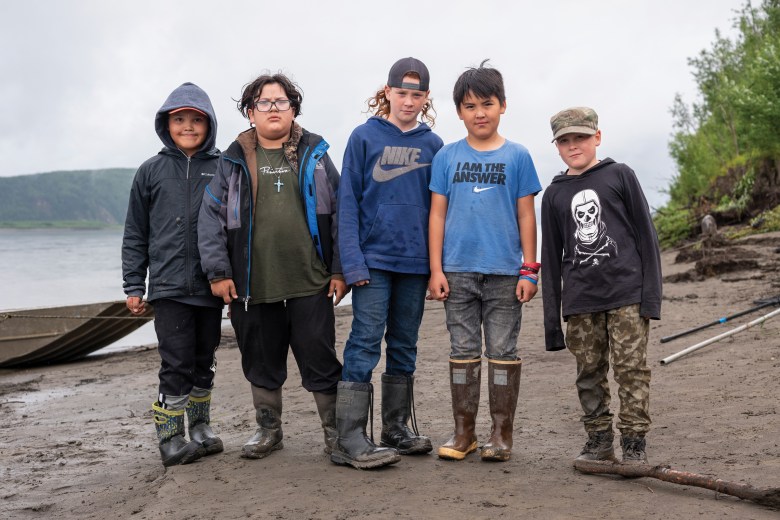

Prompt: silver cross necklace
xmin=259 ymin=146 xmax=284 ymax=193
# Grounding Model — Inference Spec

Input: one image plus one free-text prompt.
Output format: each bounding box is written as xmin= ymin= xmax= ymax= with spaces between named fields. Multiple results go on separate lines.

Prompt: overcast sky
xmin=0 ymin=1 xmax=744 ymax=209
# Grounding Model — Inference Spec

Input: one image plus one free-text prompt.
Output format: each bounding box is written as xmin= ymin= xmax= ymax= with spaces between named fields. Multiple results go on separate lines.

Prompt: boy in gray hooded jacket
xmin=122 ymin=82 xmax=224 ymax=467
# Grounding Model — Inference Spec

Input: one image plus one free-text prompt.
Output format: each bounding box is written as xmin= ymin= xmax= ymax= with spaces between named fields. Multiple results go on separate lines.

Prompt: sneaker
xmin=575 ymin=430 xmax=616 ymax=462
xmin=620 ymin=435 xmax=648 ymax=464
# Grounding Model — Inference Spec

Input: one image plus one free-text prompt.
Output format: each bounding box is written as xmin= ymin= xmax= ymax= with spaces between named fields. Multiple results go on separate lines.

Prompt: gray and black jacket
xmin=198 ymin=123 xmax=341 ymax=306
xmin=122 ymin=82 xmax=221 ymax=302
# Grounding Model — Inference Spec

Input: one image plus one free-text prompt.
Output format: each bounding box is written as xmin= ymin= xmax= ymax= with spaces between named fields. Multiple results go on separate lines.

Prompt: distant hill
xmin=0 ymin=168 xmax=136 ymax=227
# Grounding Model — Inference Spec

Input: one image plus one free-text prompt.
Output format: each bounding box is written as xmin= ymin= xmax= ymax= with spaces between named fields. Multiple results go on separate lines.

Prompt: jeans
xmin=342 ymin=269 xmax=427 ymax=383
xmin=443 ymin=272 xmax=522 ymax=361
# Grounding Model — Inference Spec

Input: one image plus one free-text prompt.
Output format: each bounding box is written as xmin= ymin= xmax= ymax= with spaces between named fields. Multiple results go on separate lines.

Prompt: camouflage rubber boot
xmin=576 ymin=430 xmax=616 ymax=462
xmin=186 ymin=393 xmax=224 ymax=456
xmin=153 ymin=401 xmax=204 ymax=467
xmin=380 ymin=374 xmax=432 ymax=455
xmin=242 ymin=386 xmax=283 ymax=459
xmin=438 ymin=359 xmax=481 ymax=461
xmin=481 ymin=360 xmax=521 ymax=462
xmin=313 ymin=391 xmax=338 ymax=454
xmin=620 ymin=434 xmax=648 ymax=464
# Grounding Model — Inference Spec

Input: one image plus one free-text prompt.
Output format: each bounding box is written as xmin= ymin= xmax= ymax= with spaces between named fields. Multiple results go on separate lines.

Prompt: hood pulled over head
xmin=154 ymin=82 xmax=217 ymax=153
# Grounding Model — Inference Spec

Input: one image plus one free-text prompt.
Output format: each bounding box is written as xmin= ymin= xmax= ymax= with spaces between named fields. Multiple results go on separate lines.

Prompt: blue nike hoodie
xmin=338 ymin=116 xmax=443 ymax=285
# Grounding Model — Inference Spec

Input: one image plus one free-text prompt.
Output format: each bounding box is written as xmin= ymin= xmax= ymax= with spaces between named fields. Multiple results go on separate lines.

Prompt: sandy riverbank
xmin=1 ymin=233 xmax=779 ymax=519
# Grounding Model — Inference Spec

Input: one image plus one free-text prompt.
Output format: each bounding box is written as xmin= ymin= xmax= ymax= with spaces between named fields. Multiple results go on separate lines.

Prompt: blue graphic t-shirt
xmin=430 ymin=139 xmax=541 ymax=275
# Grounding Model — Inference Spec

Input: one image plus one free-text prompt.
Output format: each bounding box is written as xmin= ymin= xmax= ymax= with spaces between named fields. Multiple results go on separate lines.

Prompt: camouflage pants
xmin=565 ymin=304 xmax=651 ymax=436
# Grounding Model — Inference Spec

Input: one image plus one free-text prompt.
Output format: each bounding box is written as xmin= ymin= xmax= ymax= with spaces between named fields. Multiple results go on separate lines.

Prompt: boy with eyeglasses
xmin=198 ymin=72 xmax=346 ymax=460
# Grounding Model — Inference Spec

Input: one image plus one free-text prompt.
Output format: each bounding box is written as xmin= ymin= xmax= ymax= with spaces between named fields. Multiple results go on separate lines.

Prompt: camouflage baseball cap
xmin=550 ymin=107 xmax=598 ymax=142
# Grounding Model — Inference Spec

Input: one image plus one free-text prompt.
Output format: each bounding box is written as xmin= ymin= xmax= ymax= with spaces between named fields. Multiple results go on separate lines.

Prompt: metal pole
xmin=660 ymin=307 xmax=780 ymax=365
xmin=659 ymin=299 xmax=779 ymax=343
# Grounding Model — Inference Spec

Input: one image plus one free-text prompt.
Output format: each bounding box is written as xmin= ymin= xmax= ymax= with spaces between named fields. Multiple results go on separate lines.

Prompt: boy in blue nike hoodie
xmin=122 ymin=82 xmax=224 ymax=467
xmin=332 ymin=58 xmax=443 ymax=469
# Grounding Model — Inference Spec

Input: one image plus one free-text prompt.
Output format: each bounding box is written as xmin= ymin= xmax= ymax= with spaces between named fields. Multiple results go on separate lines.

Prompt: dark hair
xmin=237 ymin=72 xmax=303 ymax=118
xmin=452 ymin=59 xmax=505 ymax=108
xmin=365 ymin=72 xmax=437 ymax=127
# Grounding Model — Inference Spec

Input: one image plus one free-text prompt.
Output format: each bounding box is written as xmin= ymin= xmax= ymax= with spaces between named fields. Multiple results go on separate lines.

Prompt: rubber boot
xmin=186 ymin=393 xmax=224 ymax=456
xmin=153 ymin=401 xmax=204 ymax=467
xmin=313 ymin=391 xmax=338 ymax=454
xmin=380 ymin=374 xmax=432 ymax=455
xmin=330 ymin=381 xmax=401 ymax=469
xmin=438 ymin=359 xmax=481 ymax=461
xmin=481 ymin=360 xmax=522 ymax=462
xmin=241 ymin=385 xmax=283 ymax=459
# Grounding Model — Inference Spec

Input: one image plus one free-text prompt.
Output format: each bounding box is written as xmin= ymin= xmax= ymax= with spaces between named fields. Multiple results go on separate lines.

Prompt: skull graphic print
xmin=570 ymin=189 xmax=618 ymax=267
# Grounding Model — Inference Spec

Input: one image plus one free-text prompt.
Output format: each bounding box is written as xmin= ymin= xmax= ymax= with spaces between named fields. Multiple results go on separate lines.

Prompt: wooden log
xmin=573 ymin=460 xmax=780 ymax=509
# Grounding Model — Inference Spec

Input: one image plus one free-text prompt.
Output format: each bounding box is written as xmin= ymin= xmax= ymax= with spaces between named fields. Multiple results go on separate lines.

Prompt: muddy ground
xmin=2 ymin=232 xmax=779 ymax=519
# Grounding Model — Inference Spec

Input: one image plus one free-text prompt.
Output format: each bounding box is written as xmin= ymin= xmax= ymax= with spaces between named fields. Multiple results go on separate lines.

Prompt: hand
xmin=427 ymin=272 xmax=449 ymax=301
xmin=126 ymin=296 xmax=146 ymax=315
xmin=516 ymin=279 xmax=538 ymax=303
xmin=211 ymin=278 xmax=238 ymax=304
xmin=354 ymin=279 xmax=370 ymax=287
xmin=329 ymin=278 xmax=349 ymax=306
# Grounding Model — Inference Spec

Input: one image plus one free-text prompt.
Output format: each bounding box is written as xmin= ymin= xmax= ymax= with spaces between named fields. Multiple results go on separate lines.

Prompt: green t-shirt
xmin=249 ymin=146 xmax=330 ymax=303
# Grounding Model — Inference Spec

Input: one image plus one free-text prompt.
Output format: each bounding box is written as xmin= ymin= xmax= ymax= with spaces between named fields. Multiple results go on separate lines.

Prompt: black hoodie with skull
xmin=540 ymin=158 xmax=662 ymax=351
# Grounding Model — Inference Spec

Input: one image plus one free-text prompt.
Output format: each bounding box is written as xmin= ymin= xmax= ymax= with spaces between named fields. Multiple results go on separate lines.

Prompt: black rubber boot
xmin=576 ymin=430 xmax=616 ymax=462
xmin=313 ymin=391 xmax=338 ymax=454
xmin=153 ymin=401 xmax=204 ymax=467
xmin=438 ymin=359 xmax=481 ymax=461
xmin=380 ymin=374 xmax=432 ymax=455
xmin=481 ymin=360 xmax=522 ymax=462
xmin=330 ymin=381 xmax=400 ymax=469
xmin=187 ymin=393 xmax=224 ymax=456
xmin=241 ymin=386 xmax=283 ymax=459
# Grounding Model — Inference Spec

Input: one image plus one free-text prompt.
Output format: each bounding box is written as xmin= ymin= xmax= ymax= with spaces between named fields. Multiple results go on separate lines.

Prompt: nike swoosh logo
xmin=372 ymin=161 xmax=430 ymax=182
xmin=472 ymin=186 xmax=497 ymax=193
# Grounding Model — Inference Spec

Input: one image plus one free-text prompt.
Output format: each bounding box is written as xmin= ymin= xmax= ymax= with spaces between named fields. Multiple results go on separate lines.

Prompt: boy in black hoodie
xmin=122 ymin=82 xmax=224 ymax=467
xmin=540 ymin=107 xmax=662 ymax=465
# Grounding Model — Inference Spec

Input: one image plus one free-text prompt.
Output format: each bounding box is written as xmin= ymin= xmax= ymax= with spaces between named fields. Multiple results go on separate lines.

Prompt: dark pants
xmin=230 ymin=289 xmax=341 ymax=394
xmin=154 ymin=299 xmax=223 ymax=396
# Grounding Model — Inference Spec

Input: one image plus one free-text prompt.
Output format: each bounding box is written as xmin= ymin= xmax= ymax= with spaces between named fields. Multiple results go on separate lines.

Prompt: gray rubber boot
xmin=153 ymin=401 xmax=204 ymax=467
xmin=187 ymin=393 xmax=224 ymax=456
xmin=481 ymin=360 xmax=521 ymax=462
xmin=380 ymin=374 xmax=432 ymax=455
xmin=330 ymin=381 xmax=400 ymax=469
xmin=313 ymin=391 xmax=338 ymax=454
xmin=241 ymin=386 xmax=283 ymax=459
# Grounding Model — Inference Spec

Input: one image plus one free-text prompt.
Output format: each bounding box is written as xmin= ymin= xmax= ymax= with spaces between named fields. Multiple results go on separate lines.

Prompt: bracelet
xmin=519 ymin=275 xmax=538 ymax=285
xmin=520 ymin=262 xmax=541 ymax=275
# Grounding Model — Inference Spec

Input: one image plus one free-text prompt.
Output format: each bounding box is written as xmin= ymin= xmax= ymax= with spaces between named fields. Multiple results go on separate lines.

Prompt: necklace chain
xmin=260 ymin=146 xmax=284 ymax=193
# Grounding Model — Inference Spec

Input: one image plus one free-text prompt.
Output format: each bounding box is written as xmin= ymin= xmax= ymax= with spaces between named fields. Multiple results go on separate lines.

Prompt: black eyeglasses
xmin=254 ymin=99 xmax=292 ymax=112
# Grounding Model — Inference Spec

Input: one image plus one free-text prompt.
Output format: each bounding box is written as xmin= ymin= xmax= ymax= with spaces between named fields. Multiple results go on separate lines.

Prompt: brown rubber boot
xmin=313 ymin=391 xmax=338 ymax=454
xmin=241 ymin=385 xmax=283 ymax=459
xmin=438 ymin=359 xmax=481 ymax=461
xmin=481 ymin=360 xmax=522 ymax=462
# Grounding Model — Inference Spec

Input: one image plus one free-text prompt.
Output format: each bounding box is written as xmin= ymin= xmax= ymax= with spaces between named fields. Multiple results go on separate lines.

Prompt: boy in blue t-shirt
xmin=428 ymin=60 xmax=541 ymax=462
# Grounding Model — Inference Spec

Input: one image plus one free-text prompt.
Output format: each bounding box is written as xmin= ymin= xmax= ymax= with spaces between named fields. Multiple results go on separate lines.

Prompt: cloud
xmin=0 ymin=0 xmax=742 ymax=208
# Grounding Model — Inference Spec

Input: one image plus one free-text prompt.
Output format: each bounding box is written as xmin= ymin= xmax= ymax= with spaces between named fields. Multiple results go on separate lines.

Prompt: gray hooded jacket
xmin=122 ymin=82 xmax=222 ymax=302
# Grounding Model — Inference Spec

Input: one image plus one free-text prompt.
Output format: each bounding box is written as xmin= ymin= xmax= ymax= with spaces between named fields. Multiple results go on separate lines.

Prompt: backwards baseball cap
xmin=550 ymin=107 xmax=598 ymax=142
xmin=169 ymin=106 xmax=207 ymax=117
xmin=387 ymin=57 xmax=430 ymax=91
